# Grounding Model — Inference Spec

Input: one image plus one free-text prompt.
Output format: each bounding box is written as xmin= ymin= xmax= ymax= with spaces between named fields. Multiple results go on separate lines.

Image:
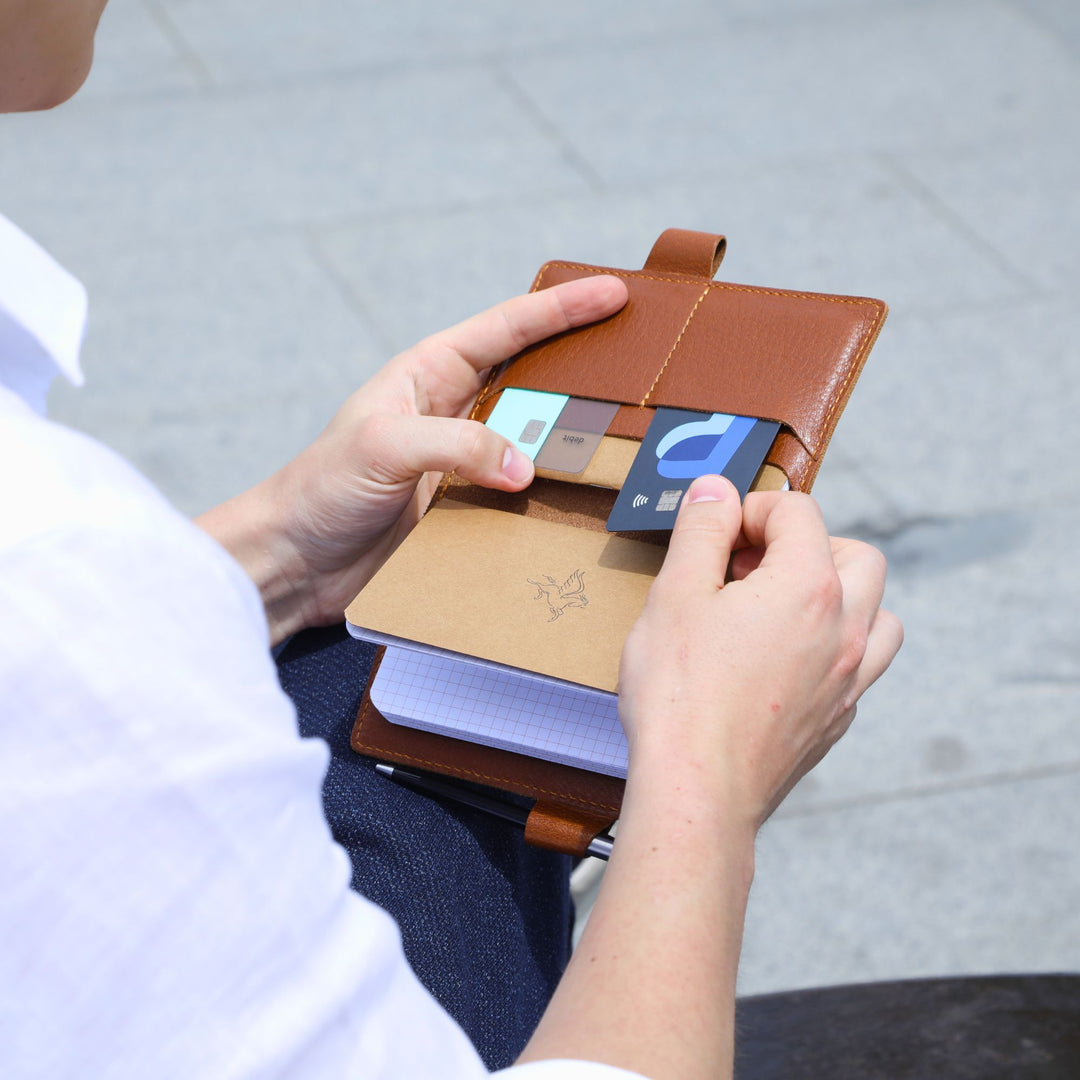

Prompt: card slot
xmin=439 ymin=477 xmax=674 ymax=549
xmin=533 ymin=435 xmax=640 ymax=490
xmin=442 ymin=476 xmax=616 ymax=533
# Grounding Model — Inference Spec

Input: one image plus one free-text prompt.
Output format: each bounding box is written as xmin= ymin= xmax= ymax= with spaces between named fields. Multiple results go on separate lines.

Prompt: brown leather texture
xmin=351 ymin=229 xmax=886 ymax=854
xmin=353 ymin=647 xmax=624 ymax=827
xmin=475 ymin=228 xmax=887 ymax=492
xmin=524 ymin=802 xmax=615 ymax=858
xmin=644 ymin=227 xmax=727 ymax=277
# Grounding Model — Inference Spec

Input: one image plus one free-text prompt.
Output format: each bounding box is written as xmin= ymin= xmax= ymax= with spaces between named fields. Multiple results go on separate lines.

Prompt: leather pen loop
xmin=524 ymin=802 xmax=616 ymax=858
xmin=643 ymin=228 xmax=727 ymax=279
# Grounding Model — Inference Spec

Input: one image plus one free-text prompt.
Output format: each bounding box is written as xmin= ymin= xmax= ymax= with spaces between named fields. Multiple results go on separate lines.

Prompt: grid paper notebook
xmin=356 ymin=630 xmax=628 ymax=779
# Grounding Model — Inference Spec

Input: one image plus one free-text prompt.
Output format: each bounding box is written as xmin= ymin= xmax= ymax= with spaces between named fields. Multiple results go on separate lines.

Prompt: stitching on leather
xmin=543 ymin=263 xmax=883 ymax=306
xmin=449 ymin=262 xmax=885 ymax=493
xmin=355 ymin=702 xmax=622 ymax=813
xmin=640 ymin=283 xmax=710 ymax=407
xmin=520 ymin=262 xmax=884 ymax=433
xmin=708 ymin=282 xmax=879 ymax=306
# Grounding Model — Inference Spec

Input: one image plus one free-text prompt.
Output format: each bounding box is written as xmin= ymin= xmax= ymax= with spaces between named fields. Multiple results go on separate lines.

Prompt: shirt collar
xmin=0 ymin=213 xmax=87 ymax=415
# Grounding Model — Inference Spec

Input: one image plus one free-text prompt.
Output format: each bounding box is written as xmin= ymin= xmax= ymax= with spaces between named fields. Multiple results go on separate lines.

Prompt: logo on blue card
xmin=654 ymin=413 xmax=756 ymax=479
xmin=605 ymin=407 xmax=781 ymax=533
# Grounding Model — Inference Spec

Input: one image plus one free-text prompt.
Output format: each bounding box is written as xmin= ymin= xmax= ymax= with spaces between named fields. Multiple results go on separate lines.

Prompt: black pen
xmin=375 ymin=762 xmax=614 ymax=860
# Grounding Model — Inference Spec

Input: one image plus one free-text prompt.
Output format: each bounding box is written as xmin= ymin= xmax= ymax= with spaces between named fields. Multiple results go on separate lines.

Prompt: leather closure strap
xmin=524 ymin=801 xmax=617 ymax=858
xmin=643 ymin=228 xmax=726 ymax=278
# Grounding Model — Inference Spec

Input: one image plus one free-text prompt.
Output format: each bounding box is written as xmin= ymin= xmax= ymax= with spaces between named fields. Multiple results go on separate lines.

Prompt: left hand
xmin=197 ymin=274 xmax=628 ymax=642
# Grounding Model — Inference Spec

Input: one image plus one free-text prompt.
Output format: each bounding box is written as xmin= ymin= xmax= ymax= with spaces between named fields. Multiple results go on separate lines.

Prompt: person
xmin=0 ymin=2 xmax=903 ymax=1077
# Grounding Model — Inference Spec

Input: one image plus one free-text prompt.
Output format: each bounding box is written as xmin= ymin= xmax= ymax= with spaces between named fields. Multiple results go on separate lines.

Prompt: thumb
xmin=654 ymin=474 xmax=743 ymax=594
xmin=359 ymin=414 xmax=534 ymax=491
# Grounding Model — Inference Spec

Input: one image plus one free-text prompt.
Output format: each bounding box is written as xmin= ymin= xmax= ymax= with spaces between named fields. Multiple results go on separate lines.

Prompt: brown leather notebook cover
xmin=350 ymin=229 xmax=887 ymax=856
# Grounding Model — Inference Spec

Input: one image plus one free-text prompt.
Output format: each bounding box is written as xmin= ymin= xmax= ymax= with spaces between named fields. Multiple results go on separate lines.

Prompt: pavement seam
xmin=304 ymin=228 xmax=398 ymax=359
xmin=877 ymin=150 xmax=1044 ymax=299
xmin=773 ymin=758 xmax=1080 ymax=821
xmin=140 ymin=0 xmax=216 ymax=91
xmin=488 ymin=62 xmax=607 ymax=194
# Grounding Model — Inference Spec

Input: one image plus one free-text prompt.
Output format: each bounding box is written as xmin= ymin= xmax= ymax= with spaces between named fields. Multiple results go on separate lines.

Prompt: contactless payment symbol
xmin=606 ymin=407 xmax=781 ymax=532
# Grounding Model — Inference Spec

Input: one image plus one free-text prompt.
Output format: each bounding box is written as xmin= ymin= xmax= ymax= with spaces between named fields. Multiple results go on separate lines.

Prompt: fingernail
xmin=502 ymin=445 xmax=533 ymax=484
xmin=687 ymin=474 xmax=731 ymax=504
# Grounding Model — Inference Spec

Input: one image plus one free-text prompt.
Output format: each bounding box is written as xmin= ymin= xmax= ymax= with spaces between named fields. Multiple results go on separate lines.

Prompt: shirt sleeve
xmin=494 ymin=1064 xmax=647 ymax=1079
xmin=0 ymin=500 xmax=648 ymax=1080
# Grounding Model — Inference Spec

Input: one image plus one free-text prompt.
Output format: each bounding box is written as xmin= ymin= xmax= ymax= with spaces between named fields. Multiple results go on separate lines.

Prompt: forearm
xmin=518 ymin=758 xmax=756 ymax=1080
xmin=195 ymin=474 xmax=312 ymax=646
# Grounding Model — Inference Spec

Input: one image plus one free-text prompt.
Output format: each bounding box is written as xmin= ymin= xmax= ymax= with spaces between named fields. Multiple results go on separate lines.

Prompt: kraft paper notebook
xmin=346 ymin=228 xmax=888 ymax=856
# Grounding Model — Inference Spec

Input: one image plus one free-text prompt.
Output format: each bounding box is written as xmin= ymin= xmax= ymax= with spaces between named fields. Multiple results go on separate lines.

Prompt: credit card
xmin=534 ymin=397 xmax=620 ymax=474
xmin=484 ymin=388 xmax=569 ymax=460
xmin=606 ymin=408 xmax=780 ymax=532
xmin=486 ymin=388 xmax=619 ymax=474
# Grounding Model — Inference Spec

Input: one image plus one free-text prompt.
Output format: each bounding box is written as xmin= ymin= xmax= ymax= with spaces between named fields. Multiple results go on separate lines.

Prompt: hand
xmin=197 ymin=275 xmax=628 ymax=642
xmin=618 ymin=473 xmax=903 ymax=830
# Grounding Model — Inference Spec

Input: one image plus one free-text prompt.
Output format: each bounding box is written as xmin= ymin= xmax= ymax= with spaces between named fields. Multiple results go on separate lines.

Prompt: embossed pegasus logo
xmin=527 ymin=570 xmax=589 ymax=623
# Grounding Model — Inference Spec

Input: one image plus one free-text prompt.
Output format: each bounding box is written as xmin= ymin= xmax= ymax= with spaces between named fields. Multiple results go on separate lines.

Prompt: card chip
xmin=656 ymin=489 xmax=683 ymax=512
xmin=519 ymin=419 xmax=546 ymax=444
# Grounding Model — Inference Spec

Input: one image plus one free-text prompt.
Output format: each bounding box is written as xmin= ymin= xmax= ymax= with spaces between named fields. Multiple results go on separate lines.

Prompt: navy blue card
xmin=606 ymin=409 xmax=781 ymax=532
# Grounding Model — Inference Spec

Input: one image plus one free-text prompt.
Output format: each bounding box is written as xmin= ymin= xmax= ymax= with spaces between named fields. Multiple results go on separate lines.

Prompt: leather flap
xmin=476 ymin=233 xmax=887 ymax=491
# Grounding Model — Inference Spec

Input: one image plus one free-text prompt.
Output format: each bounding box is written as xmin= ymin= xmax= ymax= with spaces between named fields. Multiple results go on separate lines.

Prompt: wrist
xmin=537 ymin=750 xmax=756 ymax=1077
xmin=623 ymin=728 xmax=762 ymax=858
xmin=625 ymin=756 xmax=756 ymax=870
xmin=195 ymin=475 xmax=313 ymax=645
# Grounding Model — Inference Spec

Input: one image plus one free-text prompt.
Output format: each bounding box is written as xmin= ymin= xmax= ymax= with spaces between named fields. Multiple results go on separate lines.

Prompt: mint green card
xmin=484 ymin=387 xmax=570 ymax=460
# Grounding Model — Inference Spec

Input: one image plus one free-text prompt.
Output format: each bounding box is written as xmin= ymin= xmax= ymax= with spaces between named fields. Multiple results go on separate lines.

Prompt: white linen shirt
xmin=0 ymin=214 xmax=641 ymax=1080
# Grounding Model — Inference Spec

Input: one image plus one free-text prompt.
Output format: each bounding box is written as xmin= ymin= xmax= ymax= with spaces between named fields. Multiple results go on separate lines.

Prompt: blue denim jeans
xmin=275 ymin=624 xmax=573 ymax=1071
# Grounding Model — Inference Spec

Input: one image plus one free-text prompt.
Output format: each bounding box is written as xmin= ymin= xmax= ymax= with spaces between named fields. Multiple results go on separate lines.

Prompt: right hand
xmin=525 ymin=475 xmax=899 ymax=1077
xmin=618 ymin=474 xmax=903 ymax=831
